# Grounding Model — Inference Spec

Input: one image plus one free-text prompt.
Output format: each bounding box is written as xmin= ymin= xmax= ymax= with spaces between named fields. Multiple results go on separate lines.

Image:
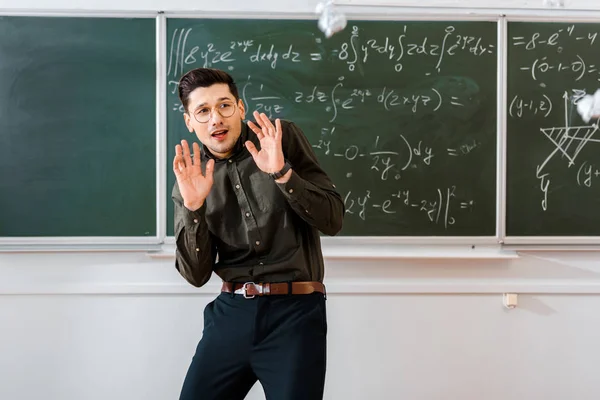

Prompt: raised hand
xmin=173 ymin=140 xmax=215 ymax=211
xmin=245 ymin=111 xmax=285 ymax=174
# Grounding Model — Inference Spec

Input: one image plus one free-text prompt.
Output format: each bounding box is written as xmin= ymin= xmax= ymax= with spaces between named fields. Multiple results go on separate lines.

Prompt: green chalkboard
xmin=506 ymin=22 xmax=600 ymax=237
xmin=166 ymin=18 xmax=498 ymax=236
xmin=0 ymin=16 xmax=156 ymax=237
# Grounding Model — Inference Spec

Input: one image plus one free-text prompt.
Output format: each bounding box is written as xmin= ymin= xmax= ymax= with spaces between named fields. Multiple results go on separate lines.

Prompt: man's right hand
xmin=173 ymin=140 xmax=215 ymax=211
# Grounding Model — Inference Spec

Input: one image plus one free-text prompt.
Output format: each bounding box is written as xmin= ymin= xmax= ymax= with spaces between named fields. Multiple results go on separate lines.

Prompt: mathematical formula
xmin=510 ymin=23 xmax=600 ymax=213
xmin=166 ymin=21 xmax=496 ymax=231
xmin=311 ymin=134 xmax=480 ymax=181
xmin=344 ymin=185 xmax=475 ymax=228
xmin=512 ymin=24 xmax=600 ymax=83
xmin=336 ymin=25 xmax=494 ymax=74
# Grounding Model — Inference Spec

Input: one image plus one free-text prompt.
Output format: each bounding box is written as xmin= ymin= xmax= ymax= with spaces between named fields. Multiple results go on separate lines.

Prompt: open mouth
xmin=211 ymin=129 xmax=228 ymax=141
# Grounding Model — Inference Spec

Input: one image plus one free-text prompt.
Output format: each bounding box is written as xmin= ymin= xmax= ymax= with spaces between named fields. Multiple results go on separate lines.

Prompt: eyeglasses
xmin=193 ymin=101 xmax=237 ymax=123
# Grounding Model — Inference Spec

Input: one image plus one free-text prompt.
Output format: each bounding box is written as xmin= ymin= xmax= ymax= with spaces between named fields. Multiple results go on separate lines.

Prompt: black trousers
xmin=179 ymin=291 xmax=328 ymax=400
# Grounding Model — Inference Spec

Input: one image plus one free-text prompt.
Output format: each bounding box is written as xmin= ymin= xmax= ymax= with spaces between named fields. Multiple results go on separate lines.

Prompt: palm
xmin=177 ymin=164 xmax=212 ymax=203
xmin=173 ymin=140 xmax=214 ymax=209
xmin=246 ymin=112 xmax=285 ymax=174
xmin=253 ymin=135 xmax=283 ymax=172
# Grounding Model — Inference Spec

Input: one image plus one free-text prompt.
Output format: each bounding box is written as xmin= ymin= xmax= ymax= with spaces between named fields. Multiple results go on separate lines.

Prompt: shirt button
xmin=288 ymin=189 xmax=293 ymax=194
xmin=255 ymin=241 xmax=260 ymax=246
xmin=259 ymin=262 xmax=264 ymax=266
xmin=305 ymin=210 xmax=309 ymax=213
xmin=235 ymin=184 xmax=240 ymax=189
xmin=245 ymin=212 xmax=250 ymax=217
xmin=228 ymin=159 xmax=233 ymax=163
xmin=195 ymin=248 xmax=200 ymax=252
xmin=193 ymin=219 xmax=198 ymax=223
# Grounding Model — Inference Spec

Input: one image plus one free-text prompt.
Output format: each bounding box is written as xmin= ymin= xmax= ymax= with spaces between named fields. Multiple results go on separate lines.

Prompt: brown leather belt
xmin=221 ymin=281 xmax=325 ymax=299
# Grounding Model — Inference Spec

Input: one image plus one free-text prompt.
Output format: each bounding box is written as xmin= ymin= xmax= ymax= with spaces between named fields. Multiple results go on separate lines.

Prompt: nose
xmin=210 ymin=109 xmax=224 ymax=125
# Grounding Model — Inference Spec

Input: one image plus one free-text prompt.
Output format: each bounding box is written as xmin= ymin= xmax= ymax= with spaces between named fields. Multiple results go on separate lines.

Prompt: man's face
xmin=183 ymin=83 xmax=245 ymax=159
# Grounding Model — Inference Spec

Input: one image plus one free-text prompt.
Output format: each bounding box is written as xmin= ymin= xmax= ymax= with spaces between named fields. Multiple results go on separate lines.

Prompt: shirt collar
xmin=201 ymin=122 xmax=249 ymax=162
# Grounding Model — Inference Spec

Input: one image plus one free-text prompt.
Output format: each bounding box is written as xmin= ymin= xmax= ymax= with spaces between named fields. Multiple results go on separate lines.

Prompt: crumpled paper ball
xmin=576 ymin=89 xmax=600 ymax=123
xmin=316 ymin=1 xmax=347 ymax=38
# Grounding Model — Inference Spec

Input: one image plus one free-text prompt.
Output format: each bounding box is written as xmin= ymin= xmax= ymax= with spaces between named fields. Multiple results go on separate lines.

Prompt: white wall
xmin=3 ymin=1 xmax=600 ymax=399
xmin=4 ymin=251 xmax=600 ymax=399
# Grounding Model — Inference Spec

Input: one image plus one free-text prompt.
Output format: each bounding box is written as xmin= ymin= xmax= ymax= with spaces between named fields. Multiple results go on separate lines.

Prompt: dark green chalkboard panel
xmin=166 ymin=18 xmax=498 ymax=236
xmin=0 ymin=16 xmax=156 ymax=237
xmin=507 ymin=22 xmax=600 ymax=237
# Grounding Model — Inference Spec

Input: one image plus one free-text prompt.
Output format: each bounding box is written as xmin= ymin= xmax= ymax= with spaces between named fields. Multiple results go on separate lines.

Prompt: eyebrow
xmin=193 ymin=97 xmax=234 ymax=112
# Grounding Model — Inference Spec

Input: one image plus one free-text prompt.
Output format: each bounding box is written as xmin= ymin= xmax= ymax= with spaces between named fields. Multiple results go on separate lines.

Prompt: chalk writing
xmin=532 ymin=92 xmax=600 ymax=210
xmin=508 ymin=21 xmax=600 ymax=219
xmin=509 ymin=94 xmax=553 ymax=118
xmin=336 ymin=24 xmax=495 ymax=74
xmin=166 ymin=20 xmax=497 ymax=234
xmin=344 ymin=185 xmax=475 ymax=228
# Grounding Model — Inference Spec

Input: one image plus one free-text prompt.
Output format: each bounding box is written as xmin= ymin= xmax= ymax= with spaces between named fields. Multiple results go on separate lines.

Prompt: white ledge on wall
xmin=0 ymin=237 xmax=163 ymax=253
xmin=148 ymin=237 xmax=519 ymax=260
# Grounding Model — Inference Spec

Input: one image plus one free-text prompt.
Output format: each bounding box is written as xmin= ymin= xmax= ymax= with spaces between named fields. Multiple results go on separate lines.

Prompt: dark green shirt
xmin=172 ymin=120 xmax=345 ymax=287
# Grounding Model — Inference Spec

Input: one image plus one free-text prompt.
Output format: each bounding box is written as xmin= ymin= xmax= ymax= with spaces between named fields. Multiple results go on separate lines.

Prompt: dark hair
xmin=177 ymin=68 xmax=240 ymax=112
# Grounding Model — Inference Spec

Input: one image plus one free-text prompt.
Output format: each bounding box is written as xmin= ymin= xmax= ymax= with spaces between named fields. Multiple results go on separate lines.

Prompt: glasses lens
xmin=219 ymin=102 xmax=236 ymax=118
xmin=194 ymin=102 xmax=236 ymax=123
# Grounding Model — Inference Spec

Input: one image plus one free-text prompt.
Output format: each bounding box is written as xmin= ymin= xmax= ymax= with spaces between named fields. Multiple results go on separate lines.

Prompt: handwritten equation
xmin=168 ymin=24 xmax=494 ymax=80
xmin=311 ymin=135 xmax=480 ymax=181
xmin=234 ymin=75 xmax=473 ymax=122
xmin=172 ymin=73 xmax=469 ymax=121
xmin=510 ymin=23 xmax=600 ymax=213
xmin=168 ymin=23 xmax=492 ymax=122
xmin=344 ymin=185 xmax=475 ymax=228
xmin=509 ymin=93 xmax=553 ymax=118
xmin=335 ymin=25 xmax=494 ymax=74
xmin=512 ymin=24 xmax=600 ymax=82
xmin=166 ymin=20 xmax=498 ymax=233
xmin=311 ymin=133 xmax=481 ymax=227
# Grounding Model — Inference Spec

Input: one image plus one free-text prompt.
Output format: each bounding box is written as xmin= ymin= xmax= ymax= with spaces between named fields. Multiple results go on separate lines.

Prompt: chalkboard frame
xmin=159 ymin=12 xmax=504 ymax=251
xmin=0 ymin=11 xmax=506 ymax=253
xmin=502 ymin=14 xmax=600 ymax=246
xmin=0 ymin=11 xmax=163 ymax=252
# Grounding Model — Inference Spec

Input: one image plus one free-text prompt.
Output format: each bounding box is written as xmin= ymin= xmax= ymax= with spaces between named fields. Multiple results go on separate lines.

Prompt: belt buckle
xmin=242 ymin=282 xmax=257 ymax=299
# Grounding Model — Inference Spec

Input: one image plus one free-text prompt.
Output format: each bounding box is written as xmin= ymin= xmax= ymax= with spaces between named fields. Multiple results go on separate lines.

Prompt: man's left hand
xmin=246 ymin=111 xmax=286 ymax=174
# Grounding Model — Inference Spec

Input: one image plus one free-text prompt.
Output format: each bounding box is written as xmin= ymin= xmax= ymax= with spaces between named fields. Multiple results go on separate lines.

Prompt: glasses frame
xmin=193 ymin=100 xmax=238 ymax=124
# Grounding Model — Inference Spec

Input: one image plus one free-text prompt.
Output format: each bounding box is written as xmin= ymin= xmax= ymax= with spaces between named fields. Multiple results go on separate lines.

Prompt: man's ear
xmin=238 ymin=98 xmax=246 ymax=120
xmin=183 ymin=112 xmax=194 ymax=133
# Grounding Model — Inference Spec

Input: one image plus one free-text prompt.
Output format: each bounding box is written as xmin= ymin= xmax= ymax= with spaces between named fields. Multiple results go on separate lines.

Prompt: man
xmin=171 ymin=67 xmax=345 ymax=400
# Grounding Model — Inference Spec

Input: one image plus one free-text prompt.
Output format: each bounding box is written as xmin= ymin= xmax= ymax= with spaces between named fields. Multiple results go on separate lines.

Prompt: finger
xmin=262 ymin=113 xmax=277 ymax=137
xmin=259 ymin=113 xmax=276 ymax=136
xmin=247 ymin=120 xmax=264 ymax=140
xmin=173 ymin=154 xmax=184 ymax=177
xmin=181 ymin=140 xmax=193 ymax=168
xmin=254 ymin=111 xmax=274 ymax=137
xmin=252 ymin=111 xmax=263 ymax=128
xmin=193 ymin=142 xmax=201 ymax=168
xmin=251 ymin=111 xmax=267 ymax=134
xmin=204 ymin=159 xmax=215 ymax=182
xmin=245 ymin=141 xmax=259 ymax=159
xmin=275 ymin=118 xmax=282 ymax=141
xmin=173 ymin=145 xmax=184 ymax=176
